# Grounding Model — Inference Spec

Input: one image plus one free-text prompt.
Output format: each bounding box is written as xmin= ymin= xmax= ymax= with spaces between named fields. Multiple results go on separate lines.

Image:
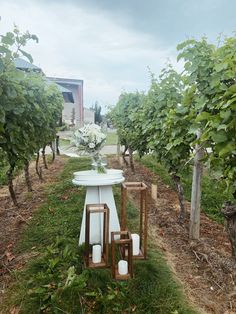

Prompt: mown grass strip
xmin=2 ymin=157 xmax=197 ymax=314
xmin=105 ymin=131 xmax=118 ymax=145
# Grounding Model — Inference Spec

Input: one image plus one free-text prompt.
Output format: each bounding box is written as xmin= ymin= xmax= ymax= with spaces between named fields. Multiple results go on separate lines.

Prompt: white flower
xmin=88 ymin=143 xmax=95 ymax=149
xmin=72 ymin=123 xmax=106 ymax=153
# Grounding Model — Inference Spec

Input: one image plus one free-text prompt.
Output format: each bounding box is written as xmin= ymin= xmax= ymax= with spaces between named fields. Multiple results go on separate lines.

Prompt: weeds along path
xmin=109 ymin=157 xmax=236 ymax=314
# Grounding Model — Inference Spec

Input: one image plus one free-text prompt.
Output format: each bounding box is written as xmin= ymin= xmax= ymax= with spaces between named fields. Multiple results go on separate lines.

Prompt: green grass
xmin=59 ymin=138 xmax=71 ymax=147
xmin=138 ymin=154 xmax=235 ymax=223
xmin=59 ymin=132 xmax=118 ymax=147
xmin=179 ymin=168 xmax=234 ymax=223
xmin=137 ymin=154 xmax=173 ymax=188
xmin=1 ymin=157 xmax=197 ymax=314
xmin=105 ymin=131 xmax=118 ymax=145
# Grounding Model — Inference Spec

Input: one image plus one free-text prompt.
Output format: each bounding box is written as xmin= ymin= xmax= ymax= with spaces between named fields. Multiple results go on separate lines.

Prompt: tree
xmin=177 ymin=38 xmax=216 ymax=238
xmin=109 ymin=35 xmax=236 ymax=253
xmin=109 ymin=92 xmax=145 ymax=172
xmin=93 ymin=101 xmax=103 ymax=125
xmin=0 ymin=26 xmax=63 ymax=205
xmin=143 ymin=66 xmax=194 ymax=221
xmin=177 ymin=36 xmax=236 ymax=246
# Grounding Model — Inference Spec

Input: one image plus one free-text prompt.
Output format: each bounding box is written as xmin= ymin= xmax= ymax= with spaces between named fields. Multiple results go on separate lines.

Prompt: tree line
xmin=0 ymin=26 xmax=63 ymax=206
xmin=109 ymin=35 xmax=236 ymax=256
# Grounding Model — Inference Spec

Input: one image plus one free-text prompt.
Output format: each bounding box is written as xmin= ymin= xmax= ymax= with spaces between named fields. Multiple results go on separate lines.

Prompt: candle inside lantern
xmin=118 ymin=260 xmax=128 ymax=275
xmin=131 ymin=233 xmax=140 ymax=256
xmin=92 ymin=244 xmax=102 ymax=263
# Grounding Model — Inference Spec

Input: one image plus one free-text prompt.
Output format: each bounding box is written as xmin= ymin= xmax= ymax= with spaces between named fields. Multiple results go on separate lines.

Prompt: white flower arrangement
xmin=72 ymin=123 xmax=106 ymax=154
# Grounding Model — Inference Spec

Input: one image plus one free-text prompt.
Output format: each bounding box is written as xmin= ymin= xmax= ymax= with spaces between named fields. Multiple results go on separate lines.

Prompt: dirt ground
xmin=109 ymin=157 xmax=236 ymax=314
xmin=0 ymin=155 xmax=236 ymax=314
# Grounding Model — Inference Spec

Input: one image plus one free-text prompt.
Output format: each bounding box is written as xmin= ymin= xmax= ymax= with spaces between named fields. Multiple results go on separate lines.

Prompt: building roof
xmin=55 ymin=83 xmax=72 ymax=93
xmin=47 ymin=77 xmax=83 ymax=86
xmin=14 ymin=57 xmax=42 ymax=72
xmin=14 ymin=59 xmax=77 ymax=103
xmin=46 ymin=79 xmax=74 ymax=103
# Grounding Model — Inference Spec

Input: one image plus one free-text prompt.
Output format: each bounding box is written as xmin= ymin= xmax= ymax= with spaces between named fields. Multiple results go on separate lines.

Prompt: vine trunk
xmin=24 ymin=160 xmax=33 ymax=192
xmin=7 ymin=164 xmax=18 ymax=206
xmin=172 ymin=174 xmax=185 ymax=223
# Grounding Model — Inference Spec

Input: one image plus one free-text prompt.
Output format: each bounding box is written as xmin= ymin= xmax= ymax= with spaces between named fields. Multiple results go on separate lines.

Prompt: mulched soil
xmin=109 ymin=157 xmax=236 ymax=314
xmin=0 ymin=155 xmax=236 ymax=314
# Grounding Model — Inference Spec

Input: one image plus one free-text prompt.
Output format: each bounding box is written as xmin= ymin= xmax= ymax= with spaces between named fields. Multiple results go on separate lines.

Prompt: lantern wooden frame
xmin=85 ymin=203 xmax=109 ymax=268
xmin=121 ymin=182 xmax=148 ymax=259
xmin=111 ymin=230 xmax=133 ymax=280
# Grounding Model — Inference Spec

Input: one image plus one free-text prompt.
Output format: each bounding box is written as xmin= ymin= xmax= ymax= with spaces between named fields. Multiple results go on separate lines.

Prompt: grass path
xmin=1 ymin=157 xmax=197 ymax=314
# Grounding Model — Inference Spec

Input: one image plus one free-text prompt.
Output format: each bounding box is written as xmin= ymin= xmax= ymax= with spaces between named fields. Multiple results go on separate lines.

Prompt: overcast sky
xmin=1 ymin=0 xmax=235 ymax=112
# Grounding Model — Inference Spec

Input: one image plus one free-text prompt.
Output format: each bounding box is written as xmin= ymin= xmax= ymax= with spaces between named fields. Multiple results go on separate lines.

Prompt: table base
xmin=79 ymin=185 xmax=120 ymax=244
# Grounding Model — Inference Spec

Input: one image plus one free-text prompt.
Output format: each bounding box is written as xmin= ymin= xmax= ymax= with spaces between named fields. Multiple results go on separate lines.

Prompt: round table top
xmin=72 ymin=169 xmax=125 ymax=186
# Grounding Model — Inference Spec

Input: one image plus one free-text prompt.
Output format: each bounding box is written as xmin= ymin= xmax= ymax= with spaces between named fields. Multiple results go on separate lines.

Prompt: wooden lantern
xmin=85 ymin=203 xmax=109 ymax=268
xmin=111 ymin=231 xmax=133 ymax=280
xmin=121 ymin=182 xmax=148 ymax=259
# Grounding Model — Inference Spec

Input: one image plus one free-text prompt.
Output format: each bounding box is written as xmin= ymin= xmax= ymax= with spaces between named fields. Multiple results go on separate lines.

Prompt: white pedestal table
xmin=72 ymin=169 xmax=124 ymax=245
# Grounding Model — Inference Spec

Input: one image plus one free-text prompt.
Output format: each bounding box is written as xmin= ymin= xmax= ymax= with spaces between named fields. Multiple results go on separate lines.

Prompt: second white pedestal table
xmin=72 ymin=169 xmax=124 ymax=245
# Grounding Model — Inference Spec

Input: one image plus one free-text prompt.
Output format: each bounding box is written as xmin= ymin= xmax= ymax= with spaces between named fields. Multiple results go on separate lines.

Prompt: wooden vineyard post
xmin=151 ymin=183 xmax=158 ymax=201
xmin=121 ymin=183 xmax=127 ymax=231
xmin=111 ymin=231 xmax=133 ymax=280
xmin=85 ymin=204 xmax=109 ymax=268
xmin=121 ymin=182 xmax=148 ymax=259
xmin=190 ymin=130 xmax=203 ymax=240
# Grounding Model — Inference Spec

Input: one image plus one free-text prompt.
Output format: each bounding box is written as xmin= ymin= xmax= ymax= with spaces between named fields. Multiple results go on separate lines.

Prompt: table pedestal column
xmin=79 ymin=185 xmax=120 ymax=245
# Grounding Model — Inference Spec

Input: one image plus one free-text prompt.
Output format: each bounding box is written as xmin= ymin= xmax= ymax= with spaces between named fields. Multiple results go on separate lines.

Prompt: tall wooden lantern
xmin=121 ymin=182 xmax=148 ymax=259
xmin=85 ymin=203 xmax=109 ymax=268
xmin=111 ymin=230 xmax=133 ymax=280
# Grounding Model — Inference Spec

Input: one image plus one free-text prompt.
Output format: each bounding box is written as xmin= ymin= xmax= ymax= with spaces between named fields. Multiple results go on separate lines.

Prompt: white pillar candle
xmin=131 ymin=233 xmax=140 ymax=256
xmin=92 ymin=244 xmax=102 ymax=263
xmin=118 ymin=260 xmax=128 ymax=275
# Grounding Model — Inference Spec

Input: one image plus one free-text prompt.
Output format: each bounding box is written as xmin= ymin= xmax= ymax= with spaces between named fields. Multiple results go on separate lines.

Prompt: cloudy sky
xmin=1 ymin=0 xmax=235 ymax=112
